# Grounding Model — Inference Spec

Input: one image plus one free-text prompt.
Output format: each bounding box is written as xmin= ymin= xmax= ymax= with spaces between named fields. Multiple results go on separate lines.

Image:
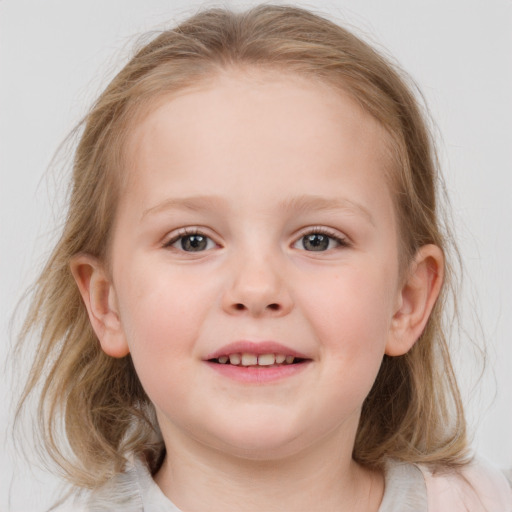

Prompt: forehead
xmin=120 ymin=68 xmax=395 ymax=219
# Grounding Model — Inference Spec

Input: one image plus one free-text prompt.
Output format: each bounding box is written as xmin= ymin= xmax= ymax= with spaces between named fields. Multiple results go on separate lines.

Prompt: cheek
xmin=302 ymin=264 xmax=396 ymax=340
xmin=298 ymin=264 xmax=396 ymax=389
xmin=115 ymin=284 xmax=203 ymax=410
xmin=113 ymin=262 xmax=208 ymax=378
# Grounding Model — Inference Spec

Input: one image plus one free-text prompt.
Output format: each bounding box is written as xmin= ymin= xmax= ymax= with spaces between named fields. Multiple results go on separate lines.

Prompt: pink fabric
xmin=419 ymin=461 xmax=512 ymax=511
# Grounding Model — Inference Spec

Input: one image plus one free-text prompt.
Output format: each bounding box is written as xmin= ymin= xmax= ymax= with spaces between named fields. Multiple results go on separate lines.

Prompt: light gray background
xmin=1 ymin=1 xmax=511 ymax=510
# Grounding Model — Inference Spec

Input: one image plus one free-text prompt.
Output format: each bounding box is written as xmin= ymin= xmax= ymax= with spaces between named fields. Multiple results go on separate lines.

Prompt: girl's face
xmin=106 ymin=70 xmax=407 ymax=459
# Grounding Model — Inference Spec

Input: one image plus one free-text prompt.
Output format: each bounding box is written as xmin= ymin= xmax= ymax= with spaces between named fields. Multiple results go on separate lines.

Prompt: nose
xmin=221 ymin=251 xmax=293 ymax=317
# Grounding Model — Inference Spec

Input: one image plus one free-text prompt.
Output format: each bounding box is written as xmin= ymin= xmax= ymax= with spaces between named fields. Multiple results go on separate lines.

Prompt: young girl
xmin=15 ymin=4 xmax=512 ymax=511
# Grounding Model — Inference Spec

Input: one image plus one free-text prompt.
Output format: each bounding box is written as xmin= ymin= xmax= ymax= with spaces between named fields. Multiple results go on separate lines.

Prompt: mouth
xmin=208 ymin=353 xmax=308 ymax=367
xmin=204 ymin=341 xmax=311 ymax=382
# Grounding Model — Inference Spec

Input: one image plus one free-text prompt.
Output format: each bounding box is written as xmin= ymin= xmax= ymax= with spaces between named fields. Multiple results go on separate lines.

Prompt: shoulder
xmin=75 ymin=463 xmax=144 ymax=512
xmin=417 ymin=459 xmax=512 ymax=512
xmin=74 ymin=457 xmax=179 ymax=511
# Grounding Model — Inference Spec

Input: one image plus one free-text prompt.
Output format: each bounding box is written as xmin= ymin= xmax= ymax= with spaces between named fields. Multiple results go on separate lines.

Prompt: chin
xmin=204 ymin=420 xmax=311 ymax=461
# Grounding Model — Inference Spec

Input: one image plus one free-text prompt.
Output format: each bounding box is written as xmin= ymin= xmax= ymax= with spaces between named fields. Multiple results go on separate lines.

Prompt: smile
xmin=211 ymin=353 xmax=303 ymax=366
xmin=205 ymin=341 xmax=311 ymax=383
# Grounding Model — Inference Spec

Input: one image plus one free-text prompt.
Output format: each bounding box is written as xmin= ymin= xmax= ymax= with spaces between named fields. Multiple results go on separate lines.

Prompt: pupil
xmin=182 ymin=235 xmax=207 ymax=251
xmin=303 ymin=234 xmax=329 ymax=251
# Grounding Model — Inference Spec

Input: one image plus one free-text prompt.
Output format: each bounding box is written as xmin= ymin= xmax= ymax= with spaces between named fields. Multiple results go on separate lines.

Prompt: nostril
xmin=232 ymin=303 xmax=280 ymax=312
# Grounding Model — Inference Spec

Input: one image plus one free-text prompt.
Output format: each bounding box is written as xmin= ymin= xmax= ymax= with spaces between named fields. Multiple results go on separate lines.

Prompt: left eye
xmin=166 ymin=233 xmax=216 ymax=252
xmin=294 ymin=232 xmax=345 ymax=252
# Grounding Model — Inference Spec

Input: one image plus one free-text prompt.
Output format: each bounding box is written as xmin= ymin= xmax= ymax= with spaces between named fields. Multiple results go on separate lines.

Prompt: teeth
xmin=229 ymin=354 xmax=241 ymax=365
xmin=217 ymin=353 xmax=300 ymax=366
xmin=241 ymin=353 xmax=258 ymax=366
xmin=258 ymin=354 xmax=275 ymax=366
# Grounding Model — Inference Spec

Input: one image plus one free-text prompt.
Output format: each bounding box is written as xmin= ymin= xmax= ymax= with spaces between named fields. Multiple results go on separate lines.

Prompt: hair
xmin=15 ymin=3 xmax=469 ymax=490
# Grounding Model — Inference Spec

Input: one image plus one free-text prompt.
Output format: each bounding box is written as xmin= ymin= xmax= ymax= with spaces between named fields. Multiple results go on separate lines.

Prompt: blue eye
xmin=166 ymin=232 xmax=216 ymax=252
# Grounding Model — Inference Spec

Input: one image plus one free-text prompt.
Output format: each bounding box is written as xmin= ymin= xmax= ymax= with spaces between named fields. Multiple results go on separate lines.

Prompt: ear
xmin=385 ymin=244 xmax=444 ymax=356
xmin=70 ymin=254 xmax=130 ymax=358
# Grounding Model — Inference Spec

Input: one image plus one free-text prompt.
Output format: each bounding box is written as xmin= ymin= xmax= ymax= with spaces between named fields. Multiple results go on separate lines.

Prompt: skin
xmin=72 ymin=69 xmax=443 ymax=512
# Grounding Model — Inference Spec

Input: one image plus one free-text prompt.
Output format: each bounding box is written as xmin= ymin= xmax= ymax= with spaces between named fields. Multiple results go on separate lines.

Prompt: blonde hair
xmin=16 ymin=4 xmax=469 ymax=489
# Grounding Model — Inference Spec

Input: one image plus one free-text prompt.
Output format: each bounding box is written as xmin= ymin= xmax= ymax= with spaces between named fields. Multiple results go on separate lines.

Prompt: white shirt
xmin=70 ymin=456 xmax=512 ymax=511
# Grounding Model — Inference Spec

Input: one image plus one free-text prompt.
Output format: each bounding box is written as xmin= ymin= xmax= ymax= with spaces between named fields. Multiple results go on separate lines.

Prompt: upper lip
xmin=205 ymin=341 xmax=310 ymax=360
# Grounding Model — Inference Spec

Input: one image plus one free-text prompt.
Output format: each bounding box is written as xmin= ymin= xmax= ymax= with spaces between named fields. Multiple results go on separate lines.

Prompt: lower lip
xmin=205 ymin=361 xmax=311 ymax=383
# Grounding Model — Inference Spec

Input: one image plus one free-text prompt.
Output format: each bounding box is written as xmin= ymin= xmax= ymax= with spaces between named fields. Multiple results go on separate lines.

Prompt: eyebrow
xmin=141 ymin=195 xmax=228 ymax=220
xmin=279 ymin=195 xmax=375 ymax=226
xmin=141 ymin=194 xmax=374 ymax=225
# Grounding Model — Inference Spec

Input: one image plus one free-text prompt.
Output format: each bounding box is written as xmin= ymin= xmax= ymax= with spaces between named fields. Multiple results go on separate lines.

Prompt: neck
xmin=154 ymin=426 xmax=384 ymax=512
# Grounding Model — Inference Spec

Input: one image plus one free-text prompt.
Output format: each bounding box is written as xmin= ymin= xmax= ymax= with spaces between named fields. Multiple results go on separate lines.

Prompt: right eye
xmin=164 ymin=231 xmax=216 ymax=252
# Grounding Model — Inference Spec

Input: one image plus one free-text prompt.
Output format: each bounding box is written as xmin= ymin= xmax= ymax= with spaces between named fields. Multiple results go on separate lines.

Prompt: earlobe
xmin=70 ymin=254 xmax=130 ymax=358
xmin=385 ymin=244 xmax=444 ymax=356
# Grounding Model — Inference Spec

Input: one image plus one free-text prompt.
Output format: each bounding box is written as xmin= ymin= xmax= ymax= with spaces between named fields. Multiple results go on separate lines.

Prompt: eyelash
xmin=294 ymin=227 xmax=350 ymax=251
xmin=163 ymin=228 xmax=217 ymax=252
xmin=163 ymin=226 xmax=349 ymax=253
